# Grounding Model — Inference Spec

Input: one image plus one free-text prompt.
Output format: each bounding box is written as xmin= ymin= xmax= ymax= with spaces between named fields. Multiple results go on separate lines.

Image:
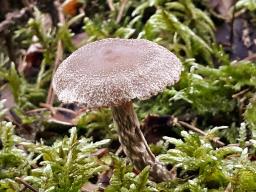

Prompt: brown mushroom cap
xmin=53 ymin=38 xmax=182 ymax=108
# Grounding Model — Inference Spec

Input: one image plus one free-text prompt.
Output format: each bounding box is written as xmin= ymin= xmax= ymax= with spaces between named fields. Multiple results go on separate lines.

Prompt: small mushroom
xmin=52 ymin=38 xmax=182 ymax=182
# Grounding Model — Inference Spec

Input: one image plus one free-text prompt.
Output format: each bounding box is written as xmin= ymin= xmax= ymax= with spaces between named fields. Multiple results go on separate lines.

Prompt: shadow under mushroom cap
xmin=53 ymin=38 xmax=182 ymax=108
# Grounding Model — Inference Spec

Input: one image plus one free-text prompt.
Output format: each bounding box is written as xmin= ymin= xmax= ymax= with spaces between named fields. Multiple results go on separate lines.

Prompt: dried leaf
xmin=19 ymin=43 xmax=43 ymax=78
xmin=62 ymin=0 xmax=80 ymax=16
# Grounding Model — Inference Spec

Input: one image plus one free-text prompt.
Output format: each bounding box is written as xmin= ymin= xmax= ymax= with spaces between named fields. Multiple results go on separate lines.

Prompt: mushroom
xmin=52 ymin=38 xmax=182 ymax=182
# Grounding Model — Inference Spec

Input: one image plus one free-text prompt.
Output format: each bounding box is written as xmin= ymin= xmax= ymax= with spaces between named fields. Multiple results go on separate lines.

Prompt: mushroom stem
xmin=111 ymin=101 xmax=171 ymax=182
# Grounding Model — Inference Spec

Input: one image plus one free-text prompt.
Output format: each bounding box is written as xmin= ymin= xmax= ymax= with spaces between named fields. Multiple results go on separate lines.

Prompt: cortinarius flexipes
xmin=52 ymin=38 xmax=182 ymax=182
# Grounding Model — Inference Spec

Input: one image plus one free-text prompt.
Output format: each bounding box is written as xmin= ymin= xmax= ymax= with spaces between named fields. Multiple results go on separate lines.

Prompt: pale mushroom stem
xmin=111 ymin=101 xmax=171 ymax=182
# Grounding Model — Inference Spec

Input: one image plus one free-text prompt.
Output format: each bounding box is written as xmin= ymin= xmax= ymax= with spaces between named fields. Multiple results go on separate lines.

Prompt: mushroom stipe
xmin=112 ymin=101 xmax=172 ymax=182
xmin=53 ymin=38 xmax=182 ymax=182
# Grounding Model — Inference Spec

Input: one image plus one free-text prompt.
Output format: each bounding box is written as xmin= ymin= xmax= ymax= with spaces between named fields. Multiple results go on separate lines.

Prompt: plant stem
xmin=15 ymin=177 xmax=39 ymax=192
xmin=46 ymin=0 xmax=64 ymax=104
xmin=178 ymin=120 xmax=225 ymax=146
xmin=111 ymin=101 xmax=171 ymax=182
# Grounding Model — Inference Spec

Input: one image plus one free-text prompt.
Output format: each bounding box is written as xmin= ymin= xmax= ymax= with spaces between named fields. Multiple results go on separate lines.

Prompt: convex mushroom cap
xmin=53 ymin=38 xmax=182 ymax=108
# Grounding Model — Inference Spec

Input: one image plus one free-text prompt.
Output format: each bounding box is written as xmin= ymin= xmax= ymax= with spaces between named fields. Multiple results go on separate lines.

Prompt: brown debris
xmin=19 ymin=43 xmax=43 ymax=77
xmin=116 ymin=0 xmax=128 ymax=24
xmin=46 ymin=0 xmax=65 ymax=105
xmin=208 ymin=0 xmax=236 ymax=21
xmin=15 ymin=177 xmax=39 ymax=192
xmin=19 ymin=12 xmax=52 ymax=79
xmin=62 ymin=0 xmax=81 ymax=16
xmin=0 ymin=6 xmax=33 ymax=34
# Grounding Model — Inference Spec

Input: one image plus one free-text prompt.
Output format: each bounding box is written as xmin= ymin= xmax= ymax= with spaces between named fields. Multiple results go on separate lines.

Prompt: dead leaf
xmin=19 ymin=43 xmax=43 ymax=78
xmin=62 ymin=0 xmax=80 ymax=16
xmin=19 ymin=13 xmax=52 ymax=79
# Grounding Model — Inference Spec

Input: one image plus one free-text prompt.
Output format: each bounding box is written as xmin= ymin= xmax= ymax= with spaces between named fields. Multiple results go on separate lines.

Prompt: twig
xmin=26 ymin=106 xmax=77 ymax=116
xmin=46 ymin=0 xmax=64 ymax=105
xmin=230 ymin=0 xmax=238 ymax=48
xmin=178 ymin=120 xmax=206 ymax=136
xmin=22 ymin=0 xmax=34 ymax=7
xmin=20 ymin=186 xmax=27 ymax=192
xmin=224 ymin=182 xmax=232 ymax=192
xmin=115 ymin=145 xmax=123 ymax=156
xmin=107 ymin=0 xmax=115 ymax=11
xmin=81 ymin=185 xmax=105 ymax=192
xmin=0 ymin=5 xmax=33 ymax=63
xmin=243 ymin=53 xmax=256 ymax=61
xmin=136 ymin=125 xmax=156 ymax=160
xmin=232 ymin=88 xmax=250 ymax=98
xmin=55 ymin=107 xmax=77 ymax=115
xmin=0 ymin=6 xmax=33 ymax=34
xmin=178 ymin=120 xmax=225 ymax=146
xmin=228 ymin=141 xmax=253 ymax=147
xmin=45 ymin=40 xmax=63 ymax=104
xmin=40 ymin=103 xmax=56 ymax=115
xmin=15 ymin=177 xmax=39 ymax=192
xmin=116 ymin=0 xmax=128 ymax=24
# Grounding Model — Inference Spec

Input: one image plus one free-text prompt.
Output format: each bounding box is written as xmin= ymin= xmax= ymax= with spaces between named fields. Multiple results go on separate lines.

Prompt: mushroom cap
xmin=53 ymin=38 xmax=182 ymax=108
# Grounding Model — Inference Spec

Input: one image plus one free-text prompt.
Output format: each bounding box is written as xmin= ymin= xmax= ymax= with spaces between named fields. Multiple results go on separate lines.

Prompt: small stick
xmin=40 ymin=103 xmax=56 ymax=115
xmin=46 ymin=0 xmax=64 ymax=105
xmin=20 ymin=186 xmax=27 ymax=192
xmin=107 ymin=0 xmax=115 ymax=11
xmin=81 ymin=186 xmax=105 ymax=192
xmin=178 ymin=120 xmax=207 ymax=136
xmin=116 ymin=0 xmax=128 ymax=24
xmin=27 ymin=106 xmax=77 ymax=116
xmin=230 ymin=0 xmax=238 ymax=48
xmin=224 ymin=182 xmax=232 ymax=192
xmin=243 ymin=53 xmax=256 ymax=61
xmin=41 ymin=103 xmax=78 ymax=115
xmin=115 ymin=145 xmax=123 ymax=156
xmin=136 ymin=125 xmax=156 ymax=160
xmin=54 ymin=107 xmax=77 ymax=115
xmin=26 ymin=108 xmax=47 ymax=113
xmin=46 ymin=40 xmax=63 ymax=105
xmin=178 ymin=120 xmax=225 ymax=146
xmin=15 ymin=177 xmax=39 ymax=192
xmin=232 ymin=88 xmax=250 ymax=98
xmin=0 ymin=6 xmax=33 ymax=34
xmin=228 ymin=141 xmax=253 ymax=147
